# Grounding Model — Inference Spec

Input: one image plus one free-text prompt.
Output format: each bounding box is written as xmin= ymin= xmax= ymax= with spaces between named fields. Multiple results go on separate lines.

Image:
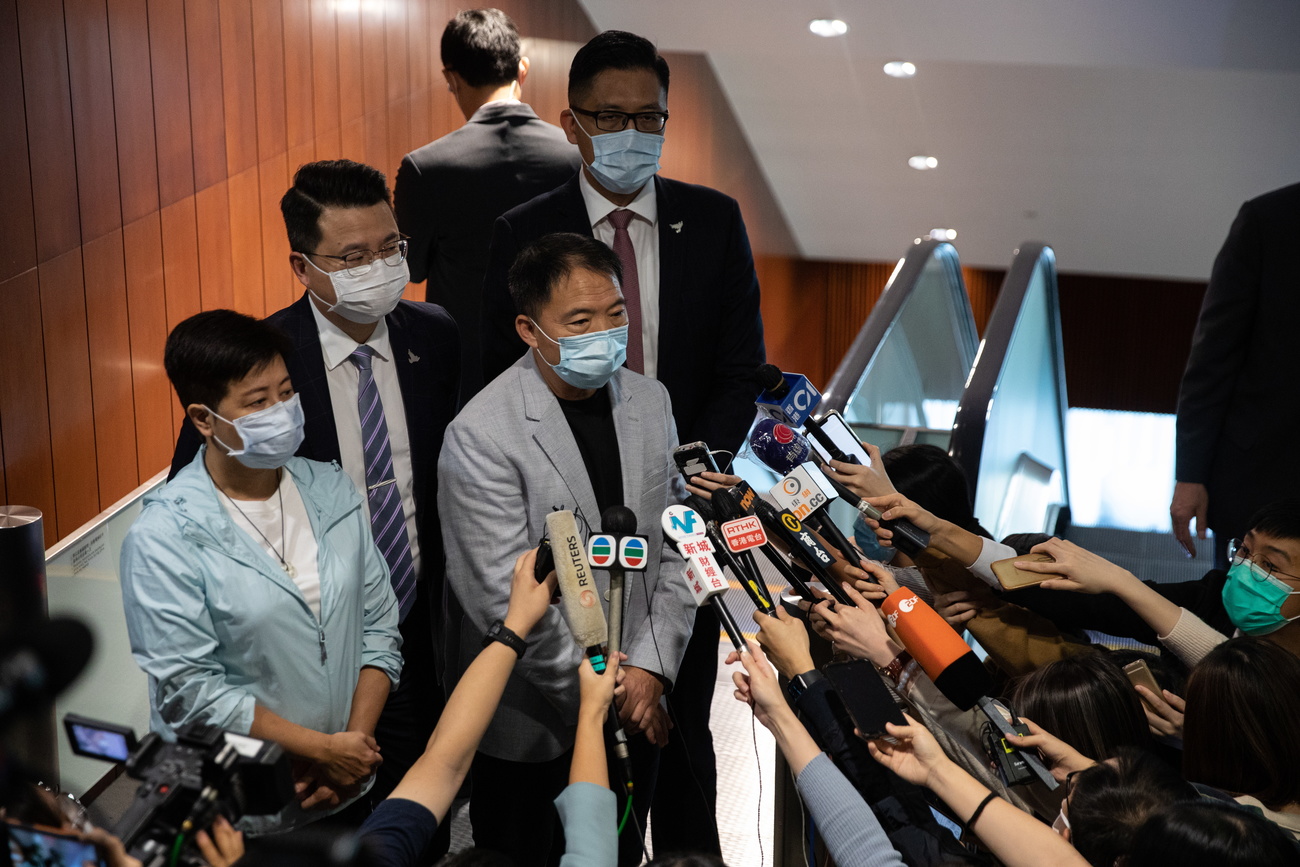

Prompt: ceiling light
xmin=809 ymin=19 xmax=849 ymax=37
xmin=883 ymin=61 xmax=917 ymax=78
xmin=908 ymin=155 xmax=939 ymax=170
xmin=929 ymin=228 xmax=958 ymax=240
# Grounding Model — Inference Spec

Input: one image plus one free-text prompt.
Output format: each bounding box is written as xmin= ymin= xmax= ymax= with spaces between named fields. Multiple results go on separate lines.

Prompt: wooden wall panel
xmin=251 ymin=0 xmax=287 ymax=164
xmin=108 ymin=0 xmax=161 ymax=224
xmin=219 ymin=0 xmax=257 ymax=176
xmin=17 ymin=0 xmax=82 ymax=262
xmin=148 ymin=0 xmax=195 ymax=207
xmin=122 ymin=213 xmax=175 ymax=480
xmin=82 ymin=231 xmax=141 ymax=501
xmin=39 ymin=249 xmax=99 ymax=539
xmin=962 ymin=266 xmax=1004 ymax=336
xmin=281 ymin=0 xmax=313 ymax=150
xmin=0 ymin=0 xmax=37 ymax=283
xmin=259 ymin=155 xmax=296 ymax=314
xmin=227 ymin=167 xmax=264 ymax=315
xmin=186 ymin=0 xmax=227 ymax=191
xmin=195 ymin=181 xmax=236 ymax=310
xmin=66 ymin=0 xmax=124 ymax=243
xmin=309 ymin=0 xmax=341 ymax=158
xmin=0 ymin=270 xmax=56 ymax=541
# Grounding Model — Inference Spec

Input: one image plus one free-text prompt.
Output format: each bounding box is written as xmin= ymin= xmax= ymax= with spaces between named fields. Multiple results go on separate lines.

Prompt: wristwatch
xmin=787 ymin=669 xmax=825 ymax=703
xmin=877 ymin=650 xmax=913 ymax=685
xmin=482 ymin=620 xmax=527 ymax=658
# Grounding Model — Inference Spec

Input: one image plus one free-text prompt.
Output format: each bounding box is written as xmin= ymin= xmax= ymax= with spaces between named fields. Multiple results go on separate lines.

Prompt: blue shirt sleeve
xmin=359 ymin=798 xmax=439 ymax=867
xmin=555 ymin=782 xmax=617 ymax=867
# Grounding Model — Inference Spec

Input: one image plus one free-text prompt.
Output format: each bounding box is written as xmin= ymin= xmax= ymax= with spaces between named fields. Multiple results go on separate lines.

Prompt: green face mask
xmin=1221 ymin=558 xmax=1300 ymax=636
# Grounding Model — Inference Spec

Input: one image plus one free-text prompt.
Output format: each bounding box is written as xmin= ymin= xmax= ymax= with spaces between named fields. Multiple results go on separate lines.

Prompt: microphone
xmin=709 ymin=488 xmax=778 ymax=617
xmin=593 ymin=506 xmax=641 ymax=660
xmin=813 ymin=464 xmax=932 ymax=558
xmin=0 ymin=618 xmax=94 ymax=724
xmin=544 ymin=510 xmax=633 ymax=793
xmin=879 ymin=588 xmax=993 ymax=711
xmin=661 ymin=505 xmax=745 ymax=650
xmin=768 ymin=463 xmax=867 ymax=566
xmin=748 ymin=418 xmax=812 ymax=477
xmin=545 ymin=510 xmax=608 ymax=672
xmin=750 ymin=498 xmax=850 ymax=606
xmin=753 ymin=364 xmax=821 ymax=427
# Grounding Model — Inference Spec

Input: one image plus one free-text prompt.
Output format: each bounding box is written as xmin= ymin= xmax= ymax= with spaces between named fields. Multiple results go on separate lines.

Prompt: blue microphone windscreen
xmin=748 ymin=418 xmax=812 ymax=475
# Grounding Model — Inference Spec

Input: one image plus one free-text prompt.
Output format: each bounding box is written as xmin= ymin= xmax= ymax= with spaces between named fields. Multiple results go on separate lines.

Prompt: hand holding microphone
xmin=807 ymin=582 xmax=903 ymax=668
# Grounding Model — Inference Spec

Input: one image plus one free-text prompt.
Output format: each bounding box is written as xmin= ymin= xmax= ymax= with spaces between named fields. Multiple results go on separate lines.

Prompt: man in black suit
xmin=395 ymin=8 xmax=578 ymax=400
xmin=169 ymin=160 xmax=459 ymax=861
xmin=1172 ymin=181 xmax=1300 ymax=569
xmin=479 ymin=30 xmax=766 ymax=858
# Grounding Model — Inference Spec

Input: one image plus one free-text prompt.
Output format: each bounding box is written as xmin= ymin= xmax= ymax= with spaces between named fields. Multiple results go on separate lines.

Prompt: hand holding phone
xmin=824 ymin=659 xmax=907 ymax=739
xmin=990 ymin=552 xmax=1061 ymax=590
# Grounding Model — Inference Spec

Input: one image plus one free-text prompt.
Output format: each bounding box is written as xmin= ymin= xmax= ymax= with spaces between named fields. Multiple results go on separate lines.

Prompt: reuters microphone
xmin=880 ymin=588 xmax=993 ymax=711
xmin=545 ymin=510 xmax=608 ymax=671
xmin=753 ymin=364 xmax=821 ymax=427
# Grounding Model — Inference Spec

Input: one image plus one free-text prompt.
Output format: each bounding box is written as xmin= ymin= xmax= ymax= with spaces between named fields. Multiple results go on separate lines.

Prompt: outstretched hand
xmin=1135 ymin=686 xmax=1185 ymax=740
xmin=808 ymin=583 xmax=899 ymax=668
xmin=1015 ymin=717 xmax=1096 ymax=783
xmin=865 ymin=713 xmax=952 ymax=790
xmin=1017 ymin=538 xmax=1135 ymax=596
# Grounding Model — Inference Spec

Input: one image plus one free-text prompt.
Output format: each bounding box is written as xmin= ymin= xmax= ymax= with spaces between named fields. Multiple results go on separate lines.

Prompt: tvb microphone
xmin=753 ymin=364 xmax=821 ymax=427
xmin=662 ymin=505 xmax=745 ymax=651
xmin=595 ymin=505 xmax=640 ymax=660
xmin=879 ymin=588 xmax=994 ymax=711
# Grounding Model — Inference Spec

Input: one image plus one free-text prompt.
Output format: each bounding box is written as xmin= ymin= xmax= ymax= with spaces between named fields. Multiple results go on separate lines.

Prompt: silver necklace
xmin=218 ymin=471 xmax=297 ymax=579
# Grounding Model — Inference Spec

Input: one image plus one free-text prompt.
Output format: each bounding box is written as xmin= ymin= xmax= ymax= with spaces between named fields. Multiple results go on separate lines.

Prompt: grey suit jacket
xmin=437 ymin=351 xmax=694 ymax=762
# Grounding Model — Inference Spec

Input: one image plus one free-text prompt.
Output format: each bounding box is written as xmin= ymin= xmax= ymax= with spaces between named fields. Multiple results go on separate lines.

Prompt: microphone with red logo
xmin=710 ymin=487 xmax=779 ymax=617
xmin=662 ymin=505 xmax=746 ymax=651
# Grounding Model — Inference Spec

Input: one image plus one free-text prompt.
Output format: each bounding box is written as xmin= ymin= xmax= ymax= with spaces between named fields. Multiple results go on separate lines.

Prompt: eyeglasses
xmin=571 ymin=107 xmax=669 ymax=133
xmin=1229 ymin=538 xmax=1300 ymax=583
xmin=303 ymin=238 xmax=408 ymax=277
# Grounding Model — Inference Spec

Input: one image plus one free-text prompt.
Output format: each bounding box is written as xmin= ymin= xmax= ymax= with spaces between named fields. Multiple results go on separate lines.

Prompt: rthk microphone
xmin=753 ymin=364 xmax=821 ymax=427
xmin=662 ymin=505 xmax=745 ymax=650
xmin=880 ymin=588 xmax=993 ymax=711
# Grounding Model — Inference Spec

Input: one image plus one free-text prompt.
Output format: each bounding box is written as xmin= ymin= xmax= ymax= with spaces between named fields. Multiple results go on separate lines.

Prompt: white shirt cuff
xmin=967 ymin=537 xmax=1018 ymax=588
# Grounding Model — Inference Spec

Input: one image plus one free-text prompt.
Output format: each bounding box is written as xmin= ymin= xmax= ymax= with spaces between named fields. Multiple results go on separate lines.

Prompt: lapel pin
xmin=670 ymin=221 xmax=684 ymax=234
xmin=408 ymin=349 xmax=420 ymax=363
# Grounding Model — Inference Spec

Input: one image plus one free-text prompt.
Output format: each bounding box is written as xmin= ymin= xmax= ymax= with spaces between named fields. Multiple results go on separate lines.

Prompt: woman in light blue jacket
xmin=120 ymin=310 xmax=402 ymax=835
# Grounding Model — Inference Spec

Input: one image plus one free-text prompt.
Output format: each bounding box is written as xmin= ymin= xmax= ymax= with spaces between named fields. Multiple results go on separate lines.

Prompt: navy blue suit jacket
xmin=479 ymin=173 xmax=766 ymax=458
xmin=169 ymin=295 xmax=461 ymax=614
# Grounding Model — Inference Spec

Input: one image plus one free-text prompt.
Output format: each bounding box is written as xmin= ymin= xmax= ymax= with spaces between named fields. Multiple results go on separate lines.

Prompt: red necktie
xmin=606 ymin=209 xmax=644 ymax=373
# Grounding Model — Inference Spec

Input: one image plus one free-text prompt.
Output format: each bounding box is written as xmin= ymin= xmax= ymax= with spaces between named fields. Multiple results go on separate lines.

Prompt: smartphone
xmin=63 ymin=714 xmax=137 ymax=762
xmin=823 ymin=659 xmax=906 ymax=739
xmin=805 ymin=411 xmax=871 ymax=466
xmin=990 ymin=551 xmax=1060 ymax=590
xmin=3 ymin=820 xmax=104 ymax=867
xmin=1123 ymin=660 xmax=1164 ymax=711
xmin=673 ymin=441 xmax=720 ymax=485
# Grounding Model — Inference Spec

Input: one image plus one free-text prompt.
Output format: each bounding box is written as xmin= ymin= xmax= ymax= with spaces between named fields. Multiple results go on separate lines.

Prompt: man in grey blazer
xmin=438 ymin=233 xmax=693 ymax=867
xmin=395 ymin=8 xmax=579 ymax=401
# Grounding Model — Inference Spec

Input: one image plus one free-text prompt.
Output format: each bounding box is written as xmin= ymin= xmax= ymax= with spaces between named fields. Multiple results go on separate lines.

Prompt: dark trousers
xmin=650 ymin=605 xmax=722 ymax=856
xmin=470 ymin=730 xmax=659 ymax=867
xmin=370 ymin=580 xmax=450 ymax=864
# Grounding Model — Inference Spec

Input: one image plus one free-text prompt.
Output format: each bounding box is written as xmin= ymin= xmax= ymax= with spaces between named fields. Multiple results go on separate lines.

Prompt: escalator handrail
xmin=820 ymin=239 xmax=978 ymax=413
xmin=948 ymin=241 xmax=1071 ymax=510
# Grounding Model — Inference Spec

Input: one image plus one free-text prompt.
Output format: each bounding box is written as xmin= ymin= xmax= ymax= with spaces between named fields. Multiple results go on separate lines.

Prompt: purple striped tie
xmin=606 ymin=209 xmax=644 ymax=373
xmin=348 ymin=346 xmax=416 ymax=622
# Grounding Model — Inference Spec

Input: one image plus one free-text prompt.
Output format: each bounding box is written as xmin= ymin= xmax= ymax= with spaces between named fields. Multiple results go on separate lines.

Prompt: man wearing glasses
xmin=167 ymin=159 xmax=460 ymax=858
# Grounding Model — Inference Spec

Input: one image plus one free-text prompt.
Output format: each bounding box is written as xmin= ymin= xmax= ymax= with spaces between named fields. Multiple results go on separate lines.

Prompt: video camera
xmin=65 ymin=714 xmax=294 ymax=867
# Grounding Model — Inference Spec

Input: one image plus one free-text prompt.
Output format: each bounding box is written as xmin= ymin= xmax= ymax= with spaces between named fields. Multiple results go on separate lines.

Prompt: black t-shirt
xmin=359 ymin=798 xmax=438 ymax=867
xmin=558 ymin=386 xmax=623 ymax=517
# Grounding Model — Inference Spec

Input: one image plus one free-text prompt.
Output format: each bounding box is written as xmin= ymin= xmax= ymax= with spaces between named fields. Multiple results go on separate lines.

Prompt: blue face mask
xmin=853 ymin=513 xmax=897 ymax=564
xmin=206 ymin=394 xmax=305 ymax=469
xmin=532 ymin=321 xmax=629 ymax=390
xmin=575 ymin=117 xmax=663 ymax=196
xmin=1221 ymin=557 xmax=1300 ymax=636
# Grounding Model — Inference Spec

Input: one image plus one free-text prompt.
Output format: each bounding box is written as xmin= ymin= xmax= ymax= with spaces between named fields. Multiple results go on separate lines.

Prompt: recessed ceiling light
xmin=908 ymin=155 xmax=939 ymax=170
xmin=809 ymin=19 xmax=849 ymax=37
xmin=929 ymin=228 xmax=958 ymax=241
xmin=883 ymin=61 xmax=917 ymax=78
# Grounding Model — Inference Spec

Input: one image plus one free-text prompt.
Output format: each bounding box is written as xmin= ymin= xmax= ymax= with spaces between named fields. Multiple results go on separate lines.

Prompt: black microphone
xmin=755 ymin=363 xmax=790 ymax=399
xmin=814 ymin=466 xmax=932 ymax=558
xmin=750 ymin=498 xmax=852 ymax=606
xmin=599 ymin=505 xmax=639 ymax=660
xmin=0 ymin=618 xmax=94 ymax=724
xmin=684 ymin=494 xmax=781 ymax=619
xmin=709 ymin=488 xmax=779 ymax=617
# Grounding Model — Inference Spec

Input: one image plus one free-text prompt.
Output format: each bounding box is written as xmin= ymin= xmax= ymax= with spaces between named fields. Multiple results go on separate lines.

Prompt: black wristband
xmin=787 ymin=669 xmax=825 ymax=703
xmin=482 ymin=620 xmax=527 ymax=658
xmin=966 ymin=792 xmax=998 ymax=830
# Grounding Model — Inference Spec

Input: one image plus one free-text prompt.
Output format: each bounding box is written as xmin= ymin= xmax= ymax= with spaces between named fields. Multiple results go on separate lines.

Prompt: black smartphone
xmin=823 ymin=659 xmax=906 ymax=738
xmin=673 ymin=441 xmax=720 ymax=485
xmin=3 ymin=820 xmax=105 ymax=867
xmin=805 ymin=411 xmax=871 ymax=466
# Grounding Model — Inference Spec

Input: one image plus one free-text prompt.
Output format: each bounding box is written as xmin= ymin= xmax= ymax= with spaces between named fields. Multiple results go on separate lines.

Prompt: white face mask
xmin=304 ymin=254 xmax=409 ymax=324
xmin=1052 ymin=804 xmax=1071 ymax=836
xmin=205 ymin=394 xmax=305 ymax=469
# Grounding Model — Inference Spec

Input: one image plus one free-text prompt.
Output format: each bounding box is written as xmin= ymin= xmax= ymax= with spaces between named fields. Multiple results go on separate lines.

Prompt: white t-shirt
xmin=217 ymin=471 xmax=322 ymax=620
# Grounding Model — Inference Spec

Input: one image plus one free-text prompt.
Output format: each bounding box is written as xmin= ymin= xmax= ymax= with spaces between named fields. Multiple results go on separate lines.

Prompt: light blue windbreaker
xmin=120 ymin=448 xmax=402 ymax=833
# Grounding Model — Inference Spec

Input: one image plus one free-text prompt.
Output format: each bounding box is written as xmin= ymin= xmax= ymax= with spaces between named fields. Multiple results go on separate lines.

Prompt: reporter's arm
xmin=345 ymin=667 xmax=392 ymax=737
